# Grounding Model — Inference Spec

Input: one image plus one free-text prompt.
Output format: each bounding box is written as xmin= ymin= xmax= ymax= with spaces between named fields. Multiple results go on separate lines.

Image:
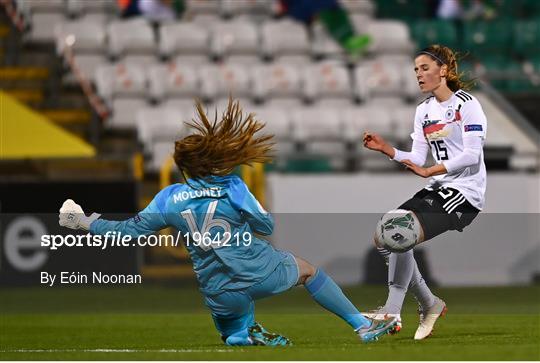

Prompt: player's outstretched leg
xmin=295 ymin=256 xmax=397 ymax=342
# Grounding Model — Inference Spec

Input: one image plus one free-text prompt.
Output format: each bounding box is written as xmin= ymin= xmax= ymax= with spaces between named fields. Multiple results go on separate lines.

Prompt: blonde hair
xmin=173 ymin=98 xmax=274 ymax=180
xmin=417 ymin=44 xmax=474 ymax=92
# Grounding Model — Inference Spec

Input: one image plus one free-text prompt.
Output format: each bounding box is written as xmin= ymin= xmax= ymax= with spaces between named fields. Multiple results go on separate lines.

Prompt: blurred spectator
xmin=437 ymin=0 xmax=496 ymax=21
xmin=118 ymin=0 xmax=141 ymax=18
xmin=278 ymin=0 xmax=371 ymax=57
xmin=118 ymin=0 xmax=185 ymax=21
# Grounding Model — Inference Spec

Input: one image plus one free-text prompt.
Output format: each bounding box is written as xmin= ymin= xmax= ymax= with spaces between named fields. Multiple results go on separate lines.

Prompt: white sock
xmin=409 ymin=260 xmax=435 ymax=311
xmin=384 ymin=250 xmax=415 ymax=314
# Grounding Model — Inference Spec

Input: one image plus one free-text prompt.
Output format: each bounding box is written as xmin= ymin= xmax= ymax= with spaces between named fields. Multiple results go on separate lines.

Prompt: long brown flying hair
xmin=174 ymin=98 xmax=274 ymax=180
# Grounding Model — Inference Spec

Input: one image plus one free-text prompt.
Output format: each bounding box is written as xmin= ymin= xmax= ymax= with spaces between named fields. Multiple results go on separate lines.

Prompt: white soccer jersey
xmin=412 ymin=90 xmax=488 ymax=210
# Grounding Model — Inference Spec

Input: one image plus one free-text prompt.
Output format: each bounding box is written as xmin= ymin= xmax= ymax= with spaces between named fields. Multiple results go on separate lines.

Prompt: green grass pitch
xmin=1 ymin=285 xmax=538 ymax=360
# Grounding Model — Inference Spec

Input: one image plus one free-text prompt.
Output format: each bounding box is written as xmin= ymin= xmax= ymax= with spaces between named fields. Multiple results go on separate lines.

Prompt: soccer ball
xmin=376 ymin=209 xmax=420 ymax=252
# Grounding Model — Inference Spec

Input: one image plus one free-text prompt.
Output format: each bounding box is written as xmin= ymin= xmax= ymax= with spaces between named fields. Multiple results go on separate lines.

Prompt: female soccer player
xmin=59 ymin=99 xmax=396 ymax=346
xmin=363 ymin=44 xmax=487 ymax=340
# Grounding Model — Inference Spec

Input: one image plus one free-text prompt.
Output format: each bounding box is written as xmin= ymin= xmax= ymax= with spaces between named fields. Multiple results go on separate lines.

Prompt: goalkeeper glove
xmin=59 ymin=199 xmax=101 ymax=231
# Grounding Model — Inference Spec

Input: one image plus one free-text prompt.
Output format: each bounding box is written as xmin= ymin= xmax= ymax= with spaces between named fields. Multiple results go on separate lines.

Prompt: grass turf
xmin=1 ymin=285 xmax=539 ymax=360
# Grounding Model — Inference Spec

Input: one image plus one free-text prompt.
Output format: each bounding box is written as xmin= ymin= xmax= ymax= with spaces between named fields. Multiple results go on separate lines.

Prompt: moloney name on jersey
xmin=173 ymin=187 xmax=223 ymax=203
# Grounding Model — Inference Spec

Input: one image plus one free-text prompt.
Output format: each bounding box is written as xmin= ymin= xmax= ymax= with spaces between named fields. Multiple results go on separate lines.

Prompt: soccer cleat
xmin=356 ymin=316 xmax=398 ymax=342
xmin=414 ymin=297 xmax=447 ymax=340
xmin=362 ymin=306 xmax=402 ymax=335
xmin=248 ymin=322 xmax=292 ymax=346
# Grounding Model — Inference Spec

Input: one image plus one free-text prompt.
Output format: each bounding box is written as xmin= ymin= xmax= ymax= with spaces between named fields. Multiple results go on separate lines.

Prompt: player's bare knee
xmin=294 ymin=256 xmax=316 ymax=285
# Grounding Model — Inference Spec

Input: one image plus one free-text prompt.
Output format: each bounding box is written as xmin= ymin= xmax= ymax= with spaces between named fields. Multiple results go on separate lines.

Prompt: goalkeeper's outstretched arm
xmin=59 ymin=188 xmax=170 ymax=237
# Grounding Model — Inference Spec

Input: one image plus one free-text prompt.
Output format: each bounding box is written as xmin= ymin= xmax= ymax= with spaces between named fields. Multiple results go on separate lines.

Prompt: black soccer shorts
xmin=398 ymin=187 xmax=480 ymax=241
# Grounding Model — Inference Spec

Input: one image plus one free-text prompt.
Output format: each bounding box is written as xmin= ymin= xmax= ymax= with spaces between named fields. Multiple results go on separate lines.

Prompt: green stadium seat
xmin=521 ymin=0 xmax=540 ymax=18
xmin=374 ymin=0 xmax=429 ymax=23
xmin=411 ymin=20 xmax=458 ymax=50
xmin=464 ymin=20 xmax=513 ymax=55
xmin=513 ymin=20 xmax=540 ymax=57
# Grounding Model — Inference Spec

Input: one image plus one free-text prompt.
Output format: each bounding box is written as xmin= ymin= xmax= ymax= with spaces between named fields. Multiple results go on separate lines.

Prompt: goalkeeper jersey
xmin=412 ymin=90 xmax=487 ymax=210
xmin=90 ymin=175 xmax=284 ymax=295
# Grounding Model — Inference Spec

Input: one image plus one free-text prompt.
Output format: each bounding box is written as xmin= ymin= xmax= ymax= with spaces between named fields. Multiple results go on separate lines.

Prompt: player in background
xmin=58 ymin=99 xmax=397 ymax=346
xmin=363 ymin=44 xmax=487 ymax=340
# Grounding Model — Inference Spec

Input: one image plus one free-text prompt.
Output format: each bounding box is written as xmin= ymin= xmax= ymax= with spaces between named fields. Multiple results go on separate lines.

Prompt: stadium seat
xmin=162 ymin=98 xmax=199 ymax=114
xmin=27 ymin=13 xmax=65 ymax=43
xmin=185 ymin=0 xmax=221 ymax=16
xmin=159 ymin=22 xmax=210 ymax=59
xmin=390 ymin=104 xmax=418 ymax=142
xmin=148 ymin=62 xmax=200 ymax=101
xmin=109 ymin=98 xmax=150 ymax=129
xmin=341 ymin=105 xmax=399 ymax=170
xmin=303 ymin=61 xmax=352 ymax=104
xmin=291 ymin=106 xmax=347 ymax=171
xmin=210 ymin=19 xmax=260 ymax=61
xmin=136 ymin=107 xmax=186 ymax=159
xmin=107 ymin=18 xmax=157 ymax=60
xmin=18 ymin=0 xmax=65 ymax=14
xmin=55 ymin=20 xmax=107 ymax=54
xmin=95 ymin=63 xmax=147 ymax=100
xmin=411 ymin=20 xmax=458 ymax=51
xmin=66 ymin=0 xmax=117 ymax=17
xmin=220 ymin=0 xmax=272 ymax=18
xmin=340 ymin=0 xmax=375 ymax=16
xmin=366 ymin=20 xmax=415 ymax=55
xmin=199 ymin=63 xmax=252 ymax=101
xmin=353 ymin=57 xmax=407 ymax=102
xmin=65 ymin=54 xmax=108 ymax=84
xmin=149 ymin=141 xmax=175 ymax=172
xmin=513 ymin=19 xmax=540 ymax=58
xmin=463 ymin=20 xmax=513 ymax=55
xmin=252 ymin=62 xmax=303 ymax=104
xmin=260 ymin=19 xmax=311 ymax=60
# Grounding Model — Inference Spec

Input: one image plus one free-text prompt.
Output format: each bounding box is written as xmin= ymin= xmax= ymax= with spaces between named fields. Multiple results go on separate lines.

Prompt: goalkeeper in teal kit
xmin=59 ymin=99 xmax=396 ymax=346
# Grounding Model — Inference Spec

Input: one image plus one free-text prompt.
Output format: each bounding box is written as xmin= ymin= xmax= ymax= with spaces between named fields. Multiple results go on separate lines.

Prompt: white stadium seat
xmin=339 ymin=0 xmax=375 ymax=16
xmin=210 ymin=19 xmax=259 ymax=60
xmin=220 ymin=0 xmax=272 ymax=18
xmin=185 ymin=0 xmax=221 ymax=16
xmin=107 ymin=18 xmax=156 ymax=58
xmin=18 ymin=0 xmax=65 ymax=14
xmin=252 ymin=62 xmax=303 ymax=103
xmin=55 ymin=20 xmax=107 ymax=54
xmin=342 ymin=105 xmax=395 ymax=140
xmin=303 ymin=61 xmax=352 ymax=103
xmin=28 ymin=13 xmax=65 ymax=42
xmin=260 ymin=19 xmax=310 ymax=60
xmin=63 ymin=54 xmax=107 ymax=85
xmin=148 ymin=62 xmax=200 ymax=100
xmin=136 ymin=107 xmax=186 ymax=149
xmin=159 ymin=22 xmax=210 ymax=58
xmin=249 ymin=106 xmax=295 ymax=161
xmin=108 ymin=98 xmax=149 ymax=129
xmin=95 ymin=63 xmax=147 ymax=100
xmin=148 ymin=141 xmax=175 ymax=172
xmin=366 ymin=20 xmax=415 ymax=55
xmin=66 ymin=0 xmax=116 ymax=17
xmin=354 ymin=58 xmax=407 ymax=102
xmin=291 ymin=106 xmax=347 ymax=169
xmin=199 ymin=63 xmax=252 ymax=100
